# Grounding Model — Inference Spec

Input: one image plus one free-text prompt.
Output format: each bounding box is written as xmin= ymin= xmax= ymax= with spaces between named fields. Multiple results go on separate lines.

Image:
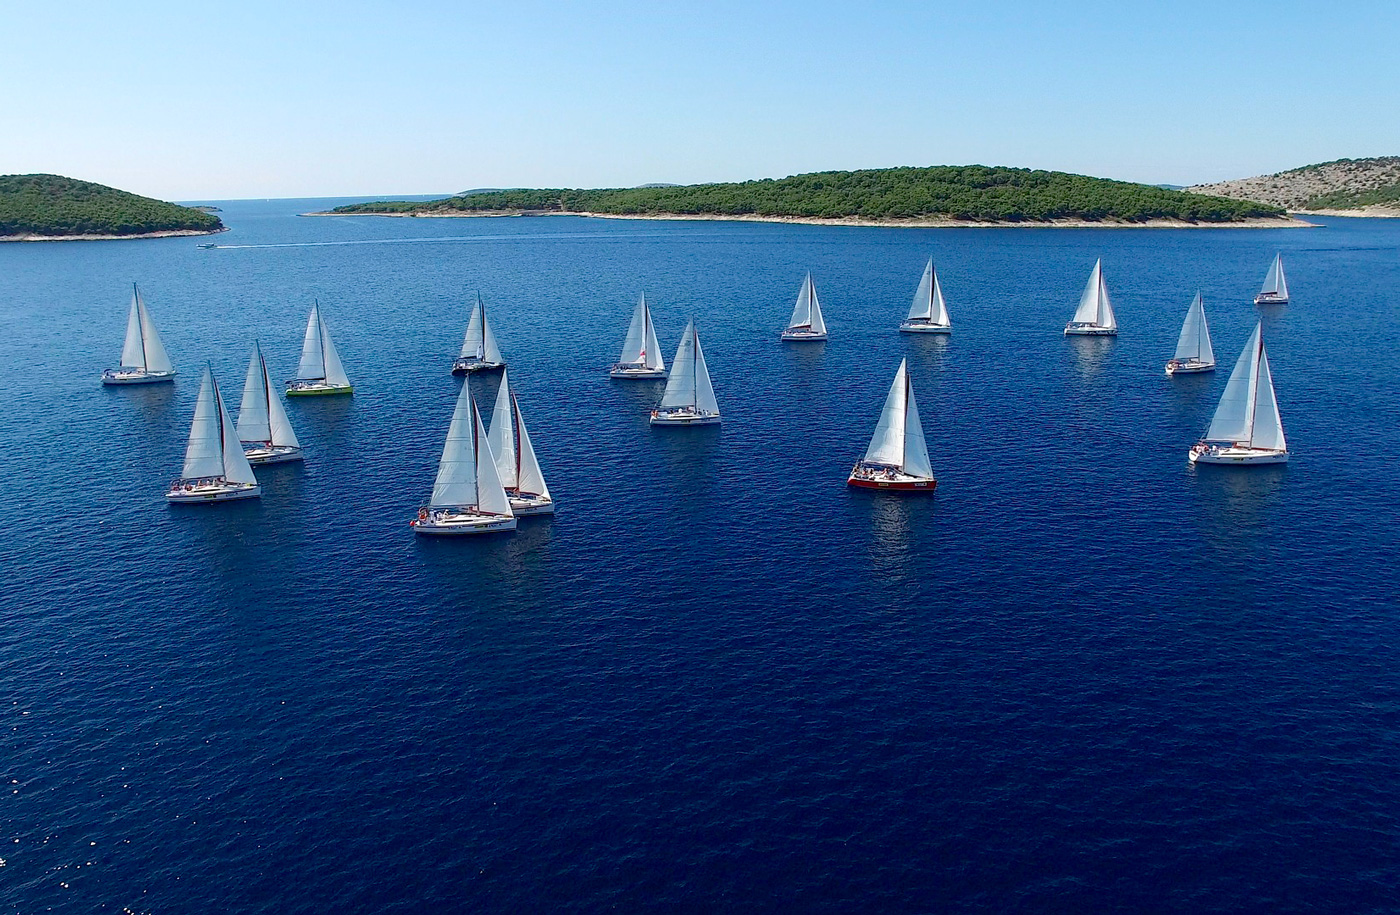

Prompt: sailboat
xmin=899 ymin=259 xmax=952 ymax=334
xmin=452 ymin=293 xmax=506 ymax=374
xmin=237 ymin=341 xmax=303 ymax=464
xmin=780 ymin=273 xmax=828 ymax=341
xmin=487 ymin=369 xmax=554 ymax=515
xmin=610 ymin=294 xmax=667 ymax=378
xmin=410 ymin=382 xmax=517 ymax=535
xmin=287 ymin=300 xmax=353 ymax=395
xmin=1254 ymin=253 xmax=1290 ymax=305
xmin=1064 ymin=259 xmax=1118 ymax=336
xmin=167 ymin=365 xmax=261 ymax=502
xmin=1189 ymin=322 xmax=1288 ymax=465
xmin=1165 ymin=292 xmax=1216 ymax=375
xmin=651 ymin=319 xmax=720 ymax=426
xmin=102 ymin=284 xmax=177 ymax=385
xmin=848 ymin=359 xmax=937 ymax=491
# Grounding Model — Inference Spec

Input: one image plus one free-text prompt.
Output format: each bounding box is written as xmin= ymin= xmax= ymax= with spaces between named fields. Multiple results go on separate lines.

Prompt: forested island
xmin=1190 ymin=157 xmax=1400 ymax=216
xmin=325 ymin=166 xmax=1290 ymax=226
xmin=0 ymin=174 xmax=225 ymax=240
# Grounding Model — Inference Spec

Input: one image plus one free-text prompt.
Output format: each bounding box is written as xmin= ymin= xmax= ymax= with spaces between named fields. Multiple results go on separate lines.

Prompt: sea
xmin=2 ymin=201 xmax=1399 ymax=913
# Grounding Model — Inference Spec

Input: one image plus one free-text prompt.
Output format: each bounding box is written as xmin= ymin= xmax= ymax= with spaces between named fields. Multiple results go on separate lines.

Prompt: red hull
xmin=847 ymin=476 xmax=937 ymax=492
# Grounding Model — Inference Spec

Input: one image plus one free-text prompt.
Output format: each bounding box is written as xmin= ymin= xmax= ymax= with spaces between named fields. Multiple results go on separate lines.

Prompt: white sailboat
xmin=780 ymin=273 xmax=828 ymax=341
xmin=237 ymin=341 xmax=303 ymax=464
xmin=1254 ymin=253 xmax=1290 ymax=305
xmin=1064 ymin=259 xmax=1118 ymax=336
xmin=167 ymin=365 xmax=261 ymax=502
xmin=1165 ymin=292 xmax=1216 ymax=375
xmin=1189 ymin=322 xmax=1288 ymax=465
xmin=487 ymin=369 xmax=554 ymax=516
xmin=411 ymin=382 xmax=517 ymax=535
xmin=102 ymin=284 xmax=177 ymax=385
xmin=848 ymin=358 xmax=937 ymax=491
xmin=452 ymin=293 xmax=506 ymax=374
xmin=651 ymin=319 xmax=720 ymax=426
xmin=610 ymin=293 xmax=667 ymax=378
xmin=899 ymin=259 xmax=952 ymax=334
xmin=287 ymin=300 xmax=353 ymax=395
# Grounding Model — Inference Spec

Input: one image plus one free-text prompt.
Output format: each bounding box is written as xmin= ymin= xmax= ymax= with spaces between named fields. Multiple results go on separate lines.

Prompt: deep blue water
xmin=3 ymin=202 xmax=1400 ymax=913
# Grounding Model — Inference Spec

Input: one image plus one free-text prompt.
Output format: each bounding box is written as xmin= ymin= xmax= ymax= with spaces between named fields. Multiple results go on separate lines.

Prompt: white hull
xmin=167 ymin=480 xmax=261 ymax=502
xmin=780 ymin=329 xmax=827 ymax=342
xmin=508 ymin=492 xmax=555 ymax=516
xmin=287 ymin=380 xmax=353 ymax=396
xmin=1166 ymin=359 xmax=1215 ymax=376
xmin=609 ymin=363 xmax=667 ymax=379
xmin=243 ymin=444 xmax=304 ymax=465
xmin=411 ymin=509 xmax=517 ymax=535
xmin=1254 ymin=294 xmax=1288 ymax=306
xmin=899 ymin=321 xmax=950 ymax=334
xmin=1189 ymin=443 xmax=1289 ymax=465
xmin=453 ymin=358 xmax=506 ymax=375
xmin=1065 ymin=323 xmax=1117 ymax=336
xmin=650 ymin=408 xmax=720 ymax=426
xmin=102 ymin=369 xmax=176 ymax=385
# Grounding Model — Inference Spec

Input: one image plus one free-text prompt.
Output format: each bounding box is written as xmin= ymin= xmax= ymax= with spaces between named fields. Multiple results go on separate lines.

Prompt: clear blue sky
xmin=5 ymin=0 xmax=1397 ymax=200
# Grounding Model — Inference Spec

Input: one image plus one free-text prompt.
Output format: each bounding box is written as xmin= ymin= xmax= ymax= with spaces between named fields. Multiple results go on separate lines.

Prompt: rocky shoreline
xmin=0 ymin=227 xmax=228 ymax=243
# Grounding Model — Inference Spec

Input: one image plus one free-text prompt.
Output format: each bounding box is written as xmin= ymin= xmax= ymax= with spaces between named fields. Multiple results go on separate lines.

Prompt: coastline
xmin=303 ymin=209 xmax=1313 ymax=229
xmin=0 ymin=226 xmax=227 ymax=243
xmin=1293 ymin=207 xmax=1400 ymax=219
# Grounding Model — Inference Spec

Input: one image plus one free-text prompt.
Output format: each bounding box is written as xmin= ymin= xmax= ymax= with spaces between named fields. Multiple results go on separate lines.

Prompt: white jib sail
xmin=864 ymin=359 xmax=909 ymax=466
xmin=431 ymin=382 xmax=479 ymax=508
xmin=217 ymin=376 xmax=258 ymax=485
xmin=183 ymin=367 xmax=226 ymax=479
xmin=120 ymin=289 xmax=145 ymax=368
xmin=660 ymin=320 xmax=698 ymax=409
xmin=1173 ymin=292 xmax=1214 ymax=364
xmin=620 ymin=295 xmax=648 ymax=364
xmin=1261 ymin=253 xmax=1288 ymax=298
xmin=1071 ymin=259 xmax=1115 ymax=329
xmin=642 ymin=300 xmax=665 ymax=370
xmin=472 ymin=400 xmax=513 ymax=517
xmin=296 ymin=302 xmax=326 ymax=380
xmin=788 ymin=275 xmax=812 ymax=329
xmin=930 ymin=270 xmax=950 ymax=327
xmin=239 ymin=343 xmax=300 ymax=447
xmin=317 ymin=308 xmax=350 ymax=387
xmin=1250 ymin=338 xmax=1287 ymax=452
xmin=908 ymin=260 xmax=934 ymax=321
xmin=137 ymin=290 xmax=174 ymax=373
xmin=488 ymin=370 xmax=518 ymax=490
xmin=1204 ymin=323 xmax=1263 ymax=444
xmin=901 ymin=373 xmax=934 ymax=479
xmin=807 ymin=275 xmax=826 ymax=335
xmin=692 ymin=327 xmax=719 ymax=414
xmin=513 ymin=394 xmax=550 ymax=499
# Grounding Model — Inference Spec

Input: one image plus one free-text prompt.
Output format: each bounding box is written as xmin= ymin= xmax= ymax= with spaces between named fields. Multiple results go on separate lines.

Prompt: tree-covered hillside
xmin=0 ymin=174 xmax=224 ymax=237
xmin=332 ymin=166 xmax=1283 ymax=223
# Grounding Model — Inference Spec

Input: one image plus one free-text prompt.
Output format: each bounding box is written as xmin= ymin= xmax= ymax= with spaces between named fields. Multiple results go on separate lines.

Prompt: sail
xmin=318 ymin=309 xmax=350 ymax=387
xmin=901 ymin=373 xmax=934 ymax=479
xmin=787 ymin=273 xmax=825 ymax=333
xmin=1260 ymin=253 xmax=1288 ymax=297
xmin=807 ymin=275 xmax=826 ymax=335
xmin=659 ymin=320 xmax=698 ymax=409
xmin=216 ymin=375 xmax=259 ymax=486
xmin=296 ymin=302 xmax=326 ymax=380
xmin=1173 ymin=292 xmax=1213 ymax=363
xmin=1204 ymin=323 xmax=1263 ymax=444
xmin=864 ymin=360 xmax=909 ymax=466
xmin=472 ymin=401 xmax=514 ymax=517
xmin=513 ymin=394 xmax=550 ymax=499
xmin=488 ymin=370 xmax=518 ymax=489
xmin=120 ymin=289 xmax=145 ymax=368
xmin=907 ymin=260 xmax=934 ymax=320
xmin=642 ymin=301 xmax=665 ymax=370
xmin=1250 ymin=339 xmax=1287 ymax=452
xmin=1071 ymin=259 xmax=1114 ymax=329
xmin=692 ymin=327 xmax=719 ymax=414
xmin=482 ymin=303 xmax=503 ymax=364
xmin=461 ymin=297 xmax=485 ymax=359
xmin=182 ymin=367 xmax=226 ymax=479
xmin=264 ymin=357 xmax=300 ymax=447
xmin=237 ymin=345 xmax=272 ymax=443
xmin=619 ymin=295 xmax=648 ymax=363
xmin=930 ymin=269 xmax=950 ymax=327
xmin=136 ymin=289 xmax=174 ymax=373
xmin=430 ymin=382 xmax=479 ymax=507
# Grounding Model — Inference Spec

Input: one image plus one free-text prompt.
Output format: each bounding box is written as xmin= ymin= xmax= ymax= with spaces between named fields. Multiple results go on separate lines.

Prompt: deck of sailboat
xmin=609 ymin=363 xmax=667 ymax=379
xmin=780 ymin=328 xmax=827 ymax=341
xmin=286 ymin=382 xmax=353 ymax=396
xmin=650 ymin=408 xmax=720 ymax=426
xmin=243 ymin=444 xmax=304 ymax=465
xmin=412 ymin=509 xmax=517 ymax=535
xmin=898 ymin=321 xmax=950 ymax=334
xmin=166 ymin=479 xmax=261 ymax=502
xmin=1064 ymin=323 xmax=1117 ymax=336
xmin=848 ymin=463 xmax=936 ymax=491
xmin=452 ymin=359 xmax=506 ymax=375
xmin=1189 ymin=443 xmax=1288 ymax=465
xmin=1254 ymin=294 xmax=1289 ymax=305
xmin=102 ymin=369 xmax=177 ymax=385
xmin=1166 ymin=358 xmax=1214 ymax=375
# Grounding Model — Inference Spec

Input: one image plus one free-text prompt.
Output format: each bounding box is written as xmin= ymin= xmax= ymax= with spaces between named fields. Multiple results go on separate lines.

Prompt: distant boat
xmin=848 ymin=358 xmax=937 ymax=491
xmin=411 ymin=381 xmax=516 ymax=535
xmin=196 ymin=243 xmax=217 ymax=249
xmin=452 ymin=293 xmax=506 ymax=374
xmin=487 ymin=369 xmax=554 ymax=516
xmin=1189 ymin=322 xmax=1288 ymax=465
xmin=101 ymin=284 xmax=177 ymax=385
xmin=780 ymin=273 xmax=828 ymax=341
xmin=1254 ymin=253 xmax=1290 ymax=305
xmin=1165 ymin=292 xmax=1216 ymax=375
xmin=287 ymin=300 xmax=353 ymax=395
xmin=237 ymin=341 xmax=303 ymax=465
xmin=610 ymin=293 xmax=667 ymax=379
xmin=1064 ymin=259 xmax=1118 ymax=336
xmin=167 ymin=365 xmax=261 ymax=502
xmin=651 ymin=319 xmax=721 ymax=426
xmin=899 ymin=259 xmax=952 ymax=334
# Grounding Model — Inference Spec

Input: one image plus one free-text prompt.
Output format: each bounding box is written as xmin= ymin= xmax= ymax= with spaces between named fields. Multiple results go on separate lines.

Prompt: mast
xmin=135 ymin=284 xmax=148 ymax=368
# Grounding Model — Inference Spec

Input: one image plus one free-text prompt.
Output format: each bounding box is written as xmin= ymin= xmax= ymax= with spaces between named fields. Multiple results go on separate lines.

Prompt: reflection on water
xmin=780 ymin=340 xmax=826 ymax=371
xmin=1191 ymin=462 xmax=1288 ymax=551
xmin=901 ymin=332 xmax=951 ymax=373
xmin=857 ymin=489 xmax=933 ymax=587
xmin=1067 ymin=335 xmax=1115 ymax=379
xmin=605 ymin=375 xmax=669 ymax=417
xmin=107 ymin=381 xmax=178 ymax=424
xmin=415 ymin=516 xmax=555 ymax=602
xmin=1165 ymin=368 xmax=1217 ymax=429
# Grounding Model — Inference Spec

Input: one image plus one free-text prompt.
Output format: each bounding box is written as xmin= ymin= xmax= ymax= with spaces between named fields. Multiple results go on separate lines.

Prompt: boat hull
xmin=1189 ymin=443 xmax=1289 ymax=465
xmin=650 ymin=409 xmax=721 ymax=427
xmin=411 ymin=510 xmax=517 ymax=535
xmin=609 ymin=364 xmax=667 ymax=379
xmin=848 ymin=464 xmax=937 ymax=491
xmin=899 ymin=321 xmax=951 ymax=334
xmin=780 ymin=329 xmax=828 ymax=342
xmin=102 ymin=369 xmax=177 ymax=385
xmin=167 ymin=481 xmax=261 ymax=503
xmin=1254 ymin=294 xmax=1289 ymax=306
xmin=1166 ymin=359 xmax=1215 ymax=375
xmin=508 ymin=492 xmax=555 ymax=516
xmin=1065 ymin=323 xmax=1117 ymax=336
xmin=286 ymin=382 xmax=353 ymax=396
xmin=244 ymin=444 xmax=304 ymax=465
xmin=452 ymin=358 xmax=506 ymax=375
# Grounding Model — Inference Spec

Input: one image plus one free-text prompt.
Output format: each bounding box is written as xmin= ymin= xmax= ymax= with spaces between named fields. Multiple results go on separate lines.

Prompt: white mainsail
xmin=619 ymin=294 xmax=666 ymax=370
xmin=488 ymin=370 xmax=519 ymax=489
xmin=1071 ymin=259 xmax=1116 ymax=329
xmin=431 ymin=383 xmax=480 ymax=508
xmin=1260 ymin=253 xmax=1289 ymax=299
xmin=907 ymin=259 xmax=951 ymax=326
xmin=460 ymin=294 xmax=504 ymax=363
xmin=295 ymin=301 xmax=351 ymax=386
xmin=1172 ymin=292 xmax=1215 ymax=364
xmin=182 ymin=366 xmax=257 ymax=484
xmin=472 ymin=401 xmax=513 ymax=516
xmin=787 ymin=274 xmax=827 ymax=334
xmin=658 ymin=320 xmax=718 ymax=413
xmin=120 ymin=285 xmax=173 ymax=372
xmin=238 ymin=342 xmax=300 ymax=447
xmin=864 ymin=358 xmax=933 ymax=477
xmin=1203 ymin=323 xmax=1285 ymax=450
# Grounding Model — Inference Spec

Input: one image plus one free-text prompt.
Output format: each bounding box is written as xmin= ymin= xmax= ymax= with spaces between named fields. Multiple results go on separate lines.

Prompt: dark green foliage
xmin=1305 ymin=184 xmax=1400 ymax=209
xmin=332 ymin=166 xmax=1283 ymax=223
xmin=0 ymin=174 xmax=223 ymax=237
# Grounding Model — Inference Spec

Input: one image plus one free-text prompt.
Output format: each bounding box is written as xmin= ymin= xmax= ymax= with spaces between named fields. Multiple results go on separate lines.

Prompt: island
xmin=317 ymin=165 xmax=1297 ymax=227
xmin=1189 ymin=157 xmax=1400 ymax=217
xmin=0 ymin=174 xmax=225 ymax=241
